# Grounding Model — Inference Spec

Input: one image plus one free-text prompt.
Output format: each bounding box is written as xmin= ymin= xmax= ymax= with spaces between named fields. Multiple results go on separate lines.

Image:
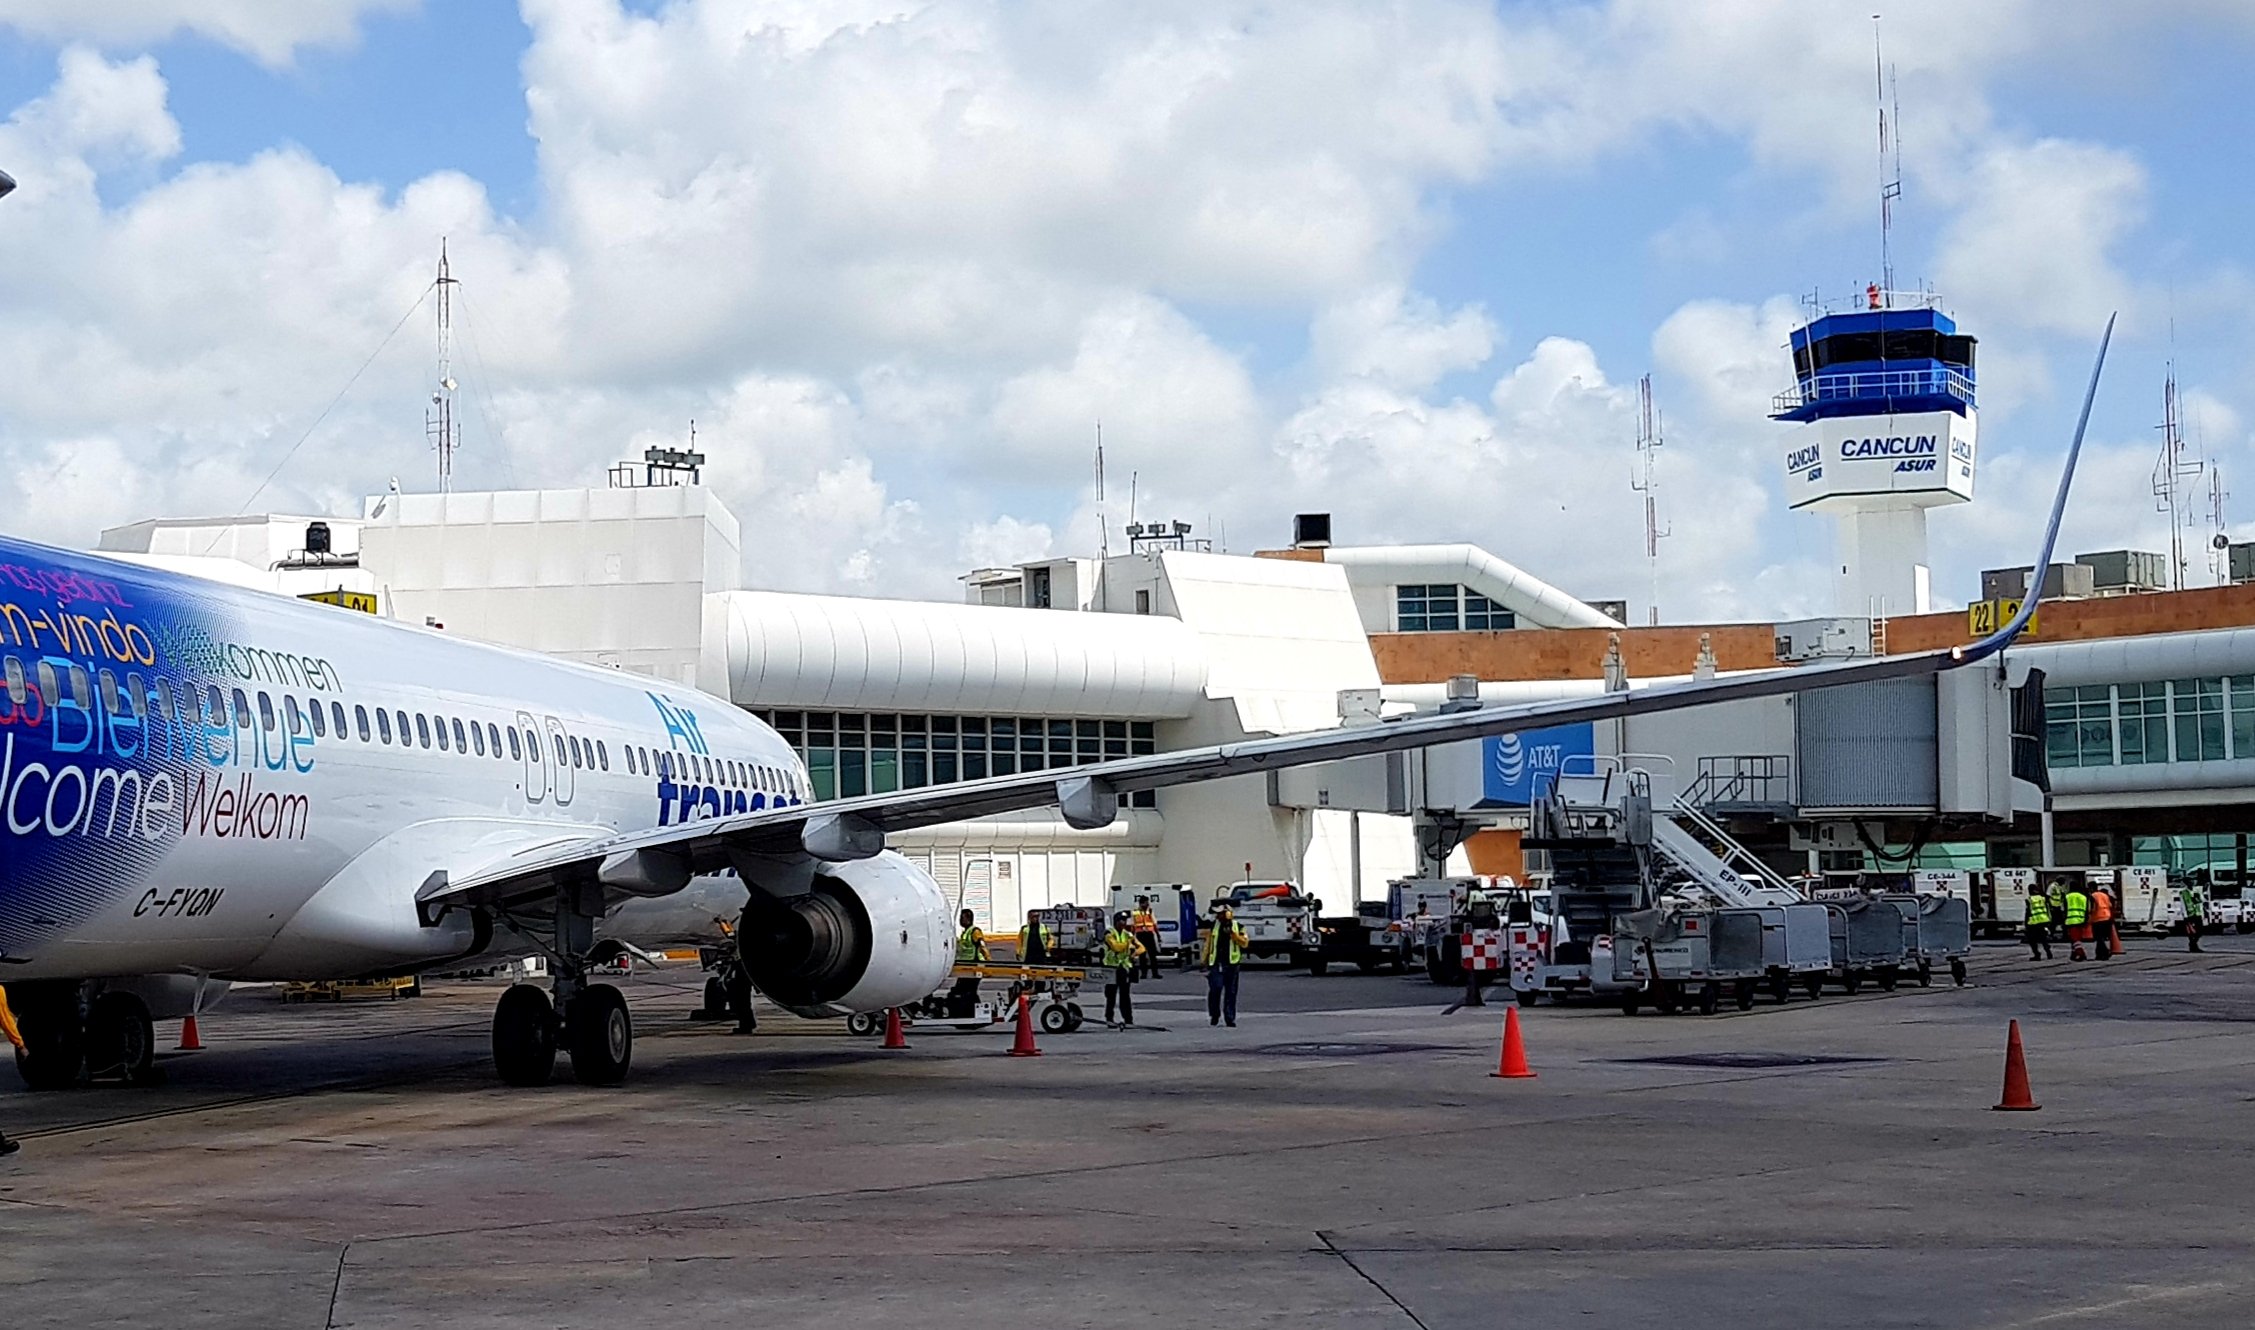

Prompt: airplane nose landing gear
xmin=489 ymin=880 xmax=635 ymax=1087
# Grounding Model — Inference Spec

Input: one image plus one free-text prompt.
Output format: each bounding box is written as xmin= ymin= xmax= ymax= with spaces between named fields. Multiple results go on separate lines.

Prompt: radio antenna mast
xmin=426 ymin=239 xmax=460 ymax=492
xmin=2154 ymin=355 xmax=2203 ymax=590
xmin=1631 ymin=373 xmax=1669 ymax=625
xmin=1873 ymin=14 xmax=1902 ymax=306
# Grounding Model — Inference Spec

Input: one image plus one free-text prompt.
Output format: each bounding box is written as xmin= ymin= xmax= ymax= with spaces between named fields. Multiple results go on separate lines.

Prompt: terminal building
xmin=95 ymin=455 xmax=2255 ymax=924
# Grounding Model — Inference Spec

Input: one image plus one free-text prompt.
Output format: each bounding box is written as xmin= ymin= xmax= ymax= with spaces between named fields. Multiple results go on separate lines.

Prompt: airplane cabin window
xmin=97 ymin=668 xmax=120 ymax=715
xmin=552 ymin=733 xmax=566 ymax=767
xmin=3 ymin=656 xmax=24 ymax=705
xmin=153 ymin=675 xmax=171 ymax=718
xmin=597 ymin=740 xmax=609 ymax=771
xmin=355 ymin=705 xmax=371 ymax=741
xmin=377 ymin=709 xmax=393 ymax=744
xmin=487 ymin=722 xmax=502 ymax=757
xmin=508 ymin=727 xmax=522 ymax=761
xmin=67 ymin=665 xmax=90 ymax=709
xmin=308 ymin=700 xmax=324 ymax=737
xmin=34 ymin=661 xmax=56 ymax=706
xmin=472 ymin=723 xmax=485 ymax=756
xmin=416 ymin=714 xmax=431 ymax=748
xmin=234 ymin=689 xmax=253 ymax=730
xmin=435 ymin=716 xmax=451 ymax=751
xmin=332 ymin=701 xmax=347 ymax=738
xmin=451 ymin=718 xmax=467 ymax=752
xmin=257 ymin=692 xmax=276 ymax=732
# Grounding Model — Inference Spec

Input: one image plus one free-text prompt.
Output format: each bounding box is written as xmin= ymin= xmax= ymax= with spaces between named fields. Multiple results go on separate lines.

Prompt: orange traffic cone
xmin=1993 ymin=1019 xmax=2040 ymax=1111
xmin=1490 ymin=1005 xmax=1535 ymax=1079
xmin=1007 ymin=992 xmax=1043 ymax=1058
xmin=176 ymin=1014 xmax=204 ymax=1052
xmin=880 ymin=1007 xmax=909 ymax=1051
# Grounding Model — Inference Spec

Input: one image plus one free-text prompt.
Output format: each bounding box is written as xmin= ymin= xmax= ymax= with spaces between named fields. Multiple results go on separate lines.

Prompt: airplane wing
xmin=422 ymin=316 xmax=2115 ymax=921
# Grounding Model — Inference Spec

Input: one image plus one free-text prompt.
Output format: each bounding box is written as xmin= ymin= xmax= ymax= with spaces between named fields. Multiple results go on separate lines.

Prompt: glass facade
xmin=2045 ymin=675 xmax=2255 ymax=769
xmin=753 ymin=710 xmax=1159 ymax=807
xmin=1394 ymin=584 xmax=1515 ymax=632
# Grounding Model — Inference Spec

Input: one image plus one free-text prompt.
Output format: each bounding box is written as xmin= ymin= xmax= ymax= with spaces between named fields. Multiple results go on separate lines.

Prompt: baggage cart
xmin=847 ymin=961 xmax=1101 ymax=1036
xmin=1612 ymin=907 xmax=1768 ymax=1015
xmin=1884 ymin=892 xmax=1972 ymax=987
xmin=1747 ymin=901 xmax=1833 ymax=1002
xmin=1825 ymin=897 xmax=1907 ymax=992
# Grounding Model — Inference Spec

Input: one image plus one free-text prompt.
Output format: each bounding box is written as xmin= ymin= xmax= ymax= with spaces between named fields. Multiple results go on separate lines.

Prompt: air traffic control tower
xmin=1773 ymin=292 xmax=1978 ymax=618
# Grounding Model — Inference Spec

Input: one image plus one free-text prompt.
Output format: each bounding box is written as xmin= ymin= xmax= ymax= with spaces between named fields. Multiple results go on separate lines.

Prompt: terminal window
xmin=1395 ymin=584 xmax=1516 ymax=633
xmin=2045 ymin=676 xmax=2255 ymax=768
xmin=754 ymin=710 xmax=1159 ymax=807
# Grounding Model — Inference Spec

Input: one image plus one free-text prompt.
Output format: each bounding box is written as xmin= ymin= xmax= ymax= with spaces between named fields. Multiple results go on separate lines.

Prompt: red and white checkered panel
xmin=1508 ymin=926 xmax=1546 ymax=987
xmin=1461 ymin=929 xmax=1506 ymax=973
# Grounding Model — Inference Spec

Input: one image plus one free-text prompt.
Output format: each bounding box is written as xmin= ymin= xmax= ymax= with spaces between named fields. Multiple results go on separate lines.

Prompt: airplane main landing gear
xmin=10 ymin=981 xmax=161 ymax=1089
xmin=489 ymin=882 xmax=635 ymax=1087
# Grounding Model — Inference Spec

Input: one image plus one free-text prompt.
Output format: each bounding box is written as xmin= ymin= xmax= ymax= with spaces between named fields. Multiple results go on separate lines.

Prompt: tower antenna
xmin=1631 ymin=373 xmax=1670 ymax=625
xmin=2153 ymin=349 xmax=2203 ymax=591
xmin=427 ymin=239 xmax=460 ymax=492
xmin=1873 ymin=14 xmax=1902 ymax=307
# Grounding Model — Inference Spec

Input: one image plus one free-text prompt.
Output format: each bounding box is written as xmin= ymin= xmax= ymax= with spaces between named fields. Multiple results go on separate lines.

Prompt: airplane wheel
xmin=567 ymin=984 xmax=633 ymax=1086
xmin=845 ymin=1012 xmax=881 ymax=1037
xmin=12 ymin=983 xmax=85 ymax=1091
xmin=492 ymin=984 xmax=557 ymax=1087
xmin=86 ymin=991 xmax=156 ymax=1085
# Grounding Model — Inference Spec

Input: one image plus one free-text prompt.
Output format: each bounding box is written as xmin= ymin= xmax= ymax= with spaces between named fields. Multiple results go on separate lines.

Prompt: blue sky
xmin=0 ymin=1 xmax=2250 ymax=618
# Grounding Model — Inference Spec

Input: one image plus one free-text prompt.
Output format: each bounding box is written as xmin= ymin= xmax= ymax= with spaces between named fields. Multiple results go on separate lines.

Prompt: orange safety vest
xmin=2089 ymin=890 xmax=2115 ymax=923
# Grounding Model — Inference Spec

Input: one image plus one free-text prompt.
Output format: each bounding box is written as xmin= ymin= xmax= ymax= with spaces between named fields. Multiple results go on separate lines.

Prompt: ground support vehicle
xmin=1612 ymin=907 xmax=1768 ymax=1015
xmin=845 ymin=962 xmax=1098 ymax=1036
xmin=1028 ymin=906 xmax=1109 ymax=961
xmin=1822 ymin=897 xmax=1908 ymax=992
xmin=1109 ymin=883 xmax=1196 ymax=962
xmin=2111 ymin=866 xmax=2175 ymax=934
xmin=1883 ymin=893 xmax=1972 ymax=986
xmin=1222 ymin=882 xmax=1326 ymax=971
xmin=1388 ymin=877 xmax=1477 ymax=982
xmin=1974 ymin=868 xmax=2036 ymax=938
xmin=281 ymin=976 xmax=422 ymax=1002
xmin=1316 ymin=901 xmax=1412 ymax=973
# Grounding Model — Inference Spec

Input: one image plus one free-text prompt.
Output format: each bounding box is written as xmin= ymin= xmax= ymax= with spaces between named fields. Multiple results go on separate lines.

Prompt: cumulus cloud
xmin=0 ymin=0 xmax=2246 ymax=618
xmin=0 ymin=0 xmax=416 ymax=67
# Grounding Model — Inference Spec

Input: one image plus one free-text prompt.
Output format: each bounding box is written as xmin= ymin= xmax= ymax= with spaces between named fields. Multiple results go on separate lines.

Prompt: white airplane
xmin=0 ymin=323 xmax=2112 ymax=1091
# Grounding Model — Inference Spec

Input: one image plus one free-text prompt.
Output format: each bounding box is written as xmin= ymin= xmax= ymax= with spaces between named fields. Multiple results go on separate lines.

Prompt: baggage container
xmin=1826 ymin=897 xmax=1907 ymax=992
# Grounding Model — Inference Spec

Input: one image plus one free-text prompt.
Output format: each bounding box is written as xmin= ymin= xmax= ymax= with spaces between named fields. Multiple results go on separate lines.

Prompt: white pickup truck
xmin=1220 ymin=882 xmax=1325 ymax=971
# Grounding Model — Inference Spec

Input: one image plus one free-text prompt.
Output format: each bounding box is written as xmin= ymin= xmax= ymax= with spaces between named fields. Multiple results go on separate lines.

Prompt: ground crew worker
xmin=1101 ymin=912 xmax=1148 ymax=1027
xmin=1204 ymin=902 xmax=1251 ymax=1028
xmin=2181 ymin=883 xmax=2206 ymax=952
xmin=950 ymin=908 xmax=988 ymax=1016
xmin=1017 ymin=909 xmax=1052 ymax=965
xmin=0 ymin=984 xmax=21 ymax=1156
xmin=2089 ymin=882 xmax=2117 ymax=960
xmin=2023 ymin=887 xmax=2055 ymax=960
xmin=1129 ymin=897 xmax=1162 ymax=979
xmin=2062 ymin=882 xmax=2093 ymax=962
xmin=1177 ymin=888 xmax=1201 ymax=971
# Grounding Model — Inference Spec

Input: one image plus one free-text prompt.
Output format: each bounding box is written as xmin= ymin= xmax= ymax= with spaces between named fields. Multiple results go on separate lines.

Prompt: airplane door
xmin=544 ymin=715 xmax=577 ymax=806
xmin=517 ymin=709 xmax=546 ymax=803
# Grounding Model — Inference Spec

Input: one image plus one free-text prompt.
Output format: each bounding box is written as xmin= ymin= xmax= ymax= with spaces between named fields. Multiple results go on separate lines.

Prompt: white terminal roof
xmin=714 ymin=590 xmax=1208 ymax=718
xmin=1323 ymin=543 xmax=1625 ymax=629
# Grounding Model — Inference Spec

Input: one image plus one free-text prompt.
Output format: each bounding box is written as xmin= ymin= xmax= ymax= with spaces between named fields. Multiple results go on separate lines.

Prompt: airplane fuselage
xmin=0 ymin=533 xmax=805 ymax=984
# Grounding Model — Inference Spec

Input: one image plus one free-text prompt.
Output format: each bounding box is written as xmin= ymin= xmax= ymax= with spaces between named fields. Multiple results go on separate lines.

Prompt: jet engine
xmin=736 ymin=850 xmax=953 ymax=1018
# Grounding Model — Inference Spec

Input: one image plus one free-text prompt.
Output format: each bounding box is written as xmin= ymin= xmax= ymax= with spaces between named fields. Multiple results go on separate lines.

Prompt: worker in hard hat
xmin=949 ymin=908 xmax=989 ymax=1017
xmin=2061 ymin=880 xmax=2092 ymax=962
xmin=0 ymin=985 xmax=21 ymax=1156
xmin=2088 ymin=881 xmax=2117 ymax=960
xmin=1101 ymin=912 xmax=1149 ymax=1028
xmin=1203 ymin=902 xmax=1251 ymax=1028
xmin=2022 ymin=886 xmax=2055 ymax=960
xmin=1129 ymin=896 xmax=1161 ymax=979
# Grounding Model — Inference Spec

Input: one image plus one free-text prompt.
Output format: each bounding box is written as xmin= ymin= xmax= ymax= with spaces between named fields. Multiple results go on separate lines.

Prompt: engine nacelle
xmin=737 ymin=850 xmax=952 ymax=1018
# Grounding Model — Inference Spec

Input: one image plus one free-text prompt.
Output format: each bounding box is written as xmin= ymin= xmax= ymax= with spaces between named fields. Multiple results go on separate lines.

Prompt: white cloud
xmin=1310 ymin=285 xmax=1495 ymax=393
xmin=1934 ymin=139 xmax=2146 ymax=337
xmin=0 ymin=0 xmax=416 ymax=67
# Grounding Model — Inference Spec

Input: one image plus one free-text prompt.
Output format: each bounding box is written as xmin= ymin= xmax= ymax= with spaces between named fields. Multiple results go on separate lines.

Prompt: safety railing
xmin=1772 ymin=366 xmax=1975 ymax=415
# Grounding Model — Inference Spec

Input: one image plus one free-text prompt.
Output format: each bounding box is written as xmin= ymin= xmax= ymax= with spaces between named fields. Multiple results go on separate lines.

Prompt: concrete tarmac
xmin=5 ymin=937 xmax=2255 ymax=1329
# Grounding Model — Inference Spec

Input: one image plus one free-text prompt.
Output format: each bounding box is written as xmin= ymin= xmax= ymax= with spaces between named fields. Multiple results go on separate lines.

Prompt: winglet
xmin=1958 ymin=312 xmax=2116 ymax=664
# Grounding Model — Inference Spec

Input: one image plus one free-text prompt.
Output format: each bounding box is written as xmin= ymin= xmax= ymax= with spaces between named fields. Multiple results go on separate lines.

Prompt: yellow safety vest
xmin=1017 ymin=924 xmax=1052 ymax=956
xmin=954 ymin=927 xmax=988 ymax=964
xmin=2062 ymin=892 xmax=2090 ymax=927
xmin=1101 ymin=928 xmax=1144 ymax=969
xmin=2024 ymin=894 xmax=2051 ymax=926
xmin=0 ymin=984 xmax=21 ymax=1052
xmin=1203 ymin=923 xmax=1249 ymax=966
